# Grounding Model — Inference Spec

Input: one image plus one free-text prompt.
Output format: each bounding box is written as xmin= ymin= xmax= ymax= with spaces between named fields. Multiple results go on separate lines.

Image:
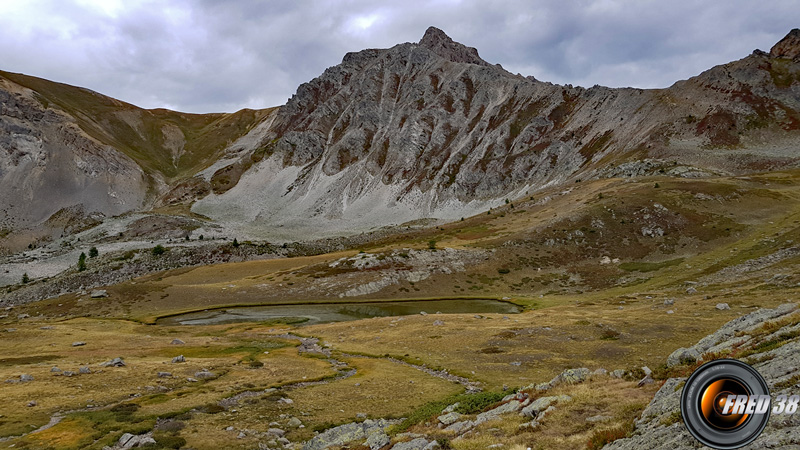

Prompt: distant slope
xmin=0 ymin=70 xmax=273 ymax=250
xmin=0 ymin=70 xmax=272 ymax=181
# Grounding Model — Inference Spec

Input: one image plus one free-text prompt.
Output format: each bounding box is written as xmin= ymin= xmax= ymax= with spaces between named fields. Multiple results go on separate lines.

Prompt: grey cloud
xmin=0 ymin=0 xmax=797 ymax=112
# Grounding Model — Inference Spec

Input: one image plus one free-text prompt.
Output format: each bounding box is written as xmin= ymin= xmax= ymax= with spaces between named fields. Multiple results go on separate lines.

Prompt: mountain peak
xmin=418 ymin=26 xmax=489 ymax=66
xmin=770 ymin=28 xmax=800 ymax=60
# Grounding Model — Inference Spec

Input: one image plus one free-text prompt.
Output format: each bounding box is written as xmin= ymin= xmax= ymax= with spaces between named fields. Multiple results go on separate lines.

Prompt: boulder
xmin=716 ymin=303 xmax=731 ymax=310
xmin=558 ymin=368 xmax=590 ymax=384
xmin=392 ymin=438 xmax=430 ymax=450
xmin=72 ymin=341 xmax=86 ymax=347
xmin=194 ymin=370 xmax=216 ymax=380
xmin=302 ymin=419 xmax=398 ymax=450
xmin=79 ymin=366 xmax=91 ymax=374
xmin=90 ymin=290 xmax=108 ymax=298
xmin=20 ymin=374 xmax=34 ymax=382
xmin=172 ymin=355 xmax=186 ymax=363
xmin=520 ymin=395 xmax=571 ymax=418
xmin=444 ymin=420 xmax=474 ymax=434
xmin=288 ymin=417 xmax=303 ymax=428
xmin=170 ymin=339 xmax=186 ymax=345
xmin=442 ymin=402 xmax=460 ymax=413
xmin=637 ymin=375 xmax=655 ymax=387
xmin=157 ymin=372 xmax=172 ymax=378
xmin=666 ymin=347 xmax=700 ymax=367
xmin=99 ymin=357 xmax=126 ymax=367
xmin=118 ymin=433 xmax=136 ymax=448
xmin=475 ymin=400 xmax=524 ymax=424
xmin=423 ymin=442 xmax=440 ymax=450
xmin=437 ymin=412 xmax=461 ymax=425
xmin=366 ymin=432 xmax=390 ymax=450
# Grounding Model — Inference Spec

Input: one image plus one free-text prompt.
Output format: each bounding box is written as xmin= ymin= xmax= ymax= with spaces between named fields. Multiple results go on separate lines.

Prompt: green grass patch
xmin=391 ymin=391 xmax=508 ymax=433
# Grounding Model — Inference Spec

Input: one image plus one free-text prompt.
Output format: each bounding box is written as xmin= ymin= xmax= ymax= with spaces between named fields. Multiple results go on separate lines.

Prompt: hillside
xmin=0 ymin=70 xmax=272 ymax=252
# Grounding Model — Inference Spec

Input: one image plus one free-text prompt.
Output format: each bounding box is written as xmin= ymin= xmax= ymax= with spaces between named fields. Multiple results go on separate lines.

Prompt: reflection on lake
xmin=158 ymin=299 xmax=521 ymax=326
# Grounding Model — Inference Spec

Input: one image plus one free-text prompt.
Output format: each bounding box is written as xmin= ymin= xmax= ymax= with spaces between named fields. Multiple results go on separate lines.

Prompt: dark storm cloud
xmin=0 ymin=0 xmax=797 ymax=112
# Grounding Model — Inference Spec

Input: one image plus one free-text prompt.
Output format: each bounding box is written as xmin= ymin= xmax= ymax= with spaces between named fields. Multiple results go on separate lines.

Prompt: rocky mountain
xmin=192 ymin=26 xmax=800 ymax=239
xmin=2 ymin=27 xmax=800 ymax=247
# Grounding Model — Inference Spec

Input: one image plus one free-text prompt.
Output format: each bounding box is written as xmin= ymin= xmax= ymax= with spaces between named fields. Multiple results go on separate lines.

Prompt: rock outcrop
xmin=606 ymin=303 xmax=800 ymax=450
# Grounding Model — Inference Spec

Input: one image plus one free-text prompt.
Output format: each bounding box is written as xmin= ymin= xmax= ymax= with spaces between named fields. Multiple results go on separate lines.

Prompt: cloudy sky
xmin=0 ymin=0 xmax=797 ymax=113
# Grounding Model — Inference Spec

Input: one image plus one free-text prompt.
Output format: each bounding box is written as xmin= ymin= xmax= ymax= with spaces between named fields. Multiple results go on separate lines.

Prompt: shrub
xmin=152 ymin=245 xmax=166 ymax=256
xmin=89 ymin=247 xmax=99 ymax=258
xmin=198 ymin=403 xmax=225 ymax=414
xmin=155 ymin=420 xmax=185 ymax=433
xmin=428 ymin=240 xmax=437 ymax=250
xmin=394 ymin=391 xmax=507 ymax=433
xmin=77 ymin=252 xmax=87 ymax=272
xmin=600 ymin=329 xmax=621 ymax=340
xmin=153 ymin=433 xmax=186 ymax=449
xmin=21 ymin=273 xmax=30 ymax=284
xmin=232 ymin=238 xmax=239 ymax=248
xmin=110 ymin=403 xmax=140 ymax=414
xmin=498 ymin=268 xmax=510 ymax=274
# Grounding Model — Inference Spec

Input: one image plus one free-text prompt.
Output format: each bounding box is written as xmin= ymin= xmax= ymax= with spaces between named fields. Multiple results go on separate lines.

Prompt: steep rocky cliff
xmin=0 ymin=76 xmax=148 ymax=234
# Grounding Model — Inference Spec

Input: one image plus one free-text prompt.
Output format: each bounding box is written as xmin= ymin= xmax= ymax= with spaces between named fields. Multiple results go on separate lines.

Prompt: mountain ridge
xmin=1 ymin=27 xmax=800 ymax=248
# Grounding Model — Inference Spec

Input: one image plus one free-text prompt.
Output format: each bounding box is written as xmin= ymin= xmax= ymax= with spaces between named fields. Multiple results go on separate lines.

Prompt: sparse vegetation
xmin=151 ymin=245 xmax=166 ymax=256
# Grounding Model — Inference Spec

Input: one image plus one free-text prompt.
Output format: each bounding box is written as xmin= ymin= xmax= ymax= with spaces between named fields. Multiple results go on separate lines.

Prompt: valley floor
xmin=4 ymin=171 xmax=800 ymax=449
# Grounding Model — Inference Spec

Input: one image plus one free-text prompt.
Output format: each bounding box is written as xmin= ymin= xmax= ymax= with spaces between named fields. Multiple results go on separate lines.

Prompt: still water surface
xmin=158 ymin=299 xmax=520 ymax=326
